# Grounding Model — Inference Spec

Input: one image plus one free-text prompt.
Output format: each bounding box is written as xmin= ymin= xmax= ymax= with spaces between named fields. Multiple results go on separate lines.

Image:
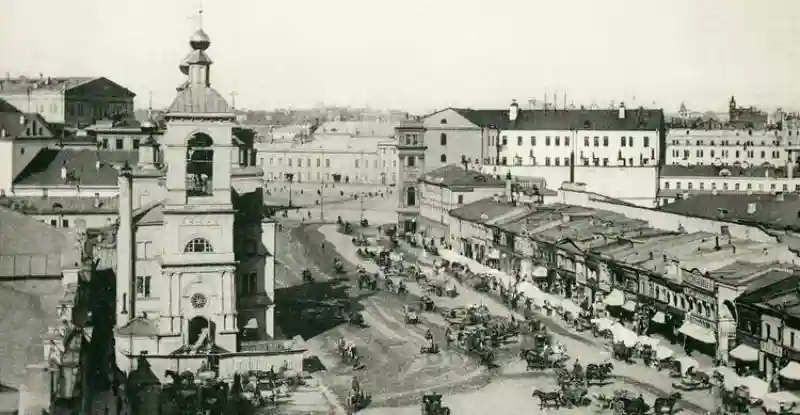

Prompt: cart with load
xmin=672 ymin=369 xmax=711 ymax=391
xmin=302 ymin=268 xmax=314 ymax=283
xmin=559 ymin=381 xmax=589 ymax=408
xmin=404 ymin=305 xmax=419 ymax=324
xmin=420 ymin=295 xmax=436 ymax=312
xmin=421 ymin=392 xmax=451 ymax=415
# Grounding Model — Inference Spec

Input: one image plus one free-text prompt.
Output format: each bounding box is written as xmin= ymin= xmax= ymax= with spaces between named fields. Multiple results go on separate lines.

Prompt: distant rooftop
xmin=659 ymin=193 xmax=800 ymax=231
xmin=0 ymin=76 xmax=135 ymax=97
xmin=421 ymin=165 xmax=505 ymax=189
xmin=0 ymin=196 xmax=118 ymax=215
xmin=316 ymin=120 xmax=398 ymax=137
xmin=14 ymin=149 xmax=138 ymax=187
xmin=737 ymin=272 xmax=800 ymax=318
xmin=0 ymin=112 xmax=54 ymax=140
xmin=439 ymin=107 xmax=664 ymax=131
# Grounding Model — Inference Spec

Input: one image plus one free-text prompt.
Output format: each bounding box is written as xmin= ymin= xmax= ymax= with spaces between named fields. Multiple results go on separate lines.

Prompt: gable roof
xmin=14 ymin=149 xmax=138 ymax=187
xmin=429 ymin=107 xmax=664 ymax=131
xmin=0 ymin=112 xmax=55 ymax=139
xmin=0 ymin=77 xmax=135 ymax=98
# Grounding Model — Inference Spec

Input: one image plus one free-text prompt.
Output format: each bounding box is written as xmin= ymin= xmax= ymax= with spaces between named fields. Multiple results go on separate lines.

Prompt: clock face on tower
xmin=190 ymin=293 xmax=208 ymax=309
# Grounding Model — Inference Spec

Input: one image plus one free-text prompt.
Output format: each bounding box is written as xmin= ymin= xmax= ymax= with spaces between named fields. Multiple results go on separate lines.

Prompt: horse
xmin=585 ymin=362 xmax=614 ymax=384
xmin=532 ymin=388 xmax=561 ymax=410
xmin=653 ymin=392 xmax=682 ymax=414
xmin=614 ymin=396 xmax=650 ymax=415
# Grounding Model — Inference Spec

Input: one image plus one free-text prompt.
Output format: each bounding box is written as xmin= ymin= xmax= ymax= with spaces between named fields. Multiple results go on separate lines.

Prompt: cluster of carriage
xmin=126 ymin=356 xmax=303 ymax=415
xmin=439 ymin=304 xmax=520 ymax=366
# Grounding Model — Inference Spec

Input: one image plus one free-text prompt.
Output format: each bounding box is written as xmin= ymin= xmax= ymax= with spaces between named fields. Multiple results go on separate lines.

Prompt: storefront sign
xmin=683 ymin=287 xmax=714 ymax=304
xmin=761 ymin=339 xmax=784 ymax=357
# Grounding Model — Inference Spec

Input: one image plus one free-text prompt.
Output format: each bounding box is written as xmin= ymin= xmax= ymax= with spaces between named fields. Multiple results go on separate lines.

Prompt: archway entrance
xmin=188 ymin=316 xmax=216 ymax=348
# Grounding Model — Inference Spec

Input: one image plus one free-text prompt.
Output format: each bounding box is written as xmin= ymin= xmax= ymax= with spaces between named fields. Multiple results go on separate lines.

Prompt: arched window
xmin=440 ymin=133 xmax=447 ymax=145
xmin=185 ymin=237 xmax=214 ymax=253
xmin=186 ymin=133 xmax=214 ymax=196
xmin=406 ymin=186 xmax=416 ymax=207
xmin=440 ymin=118 xmax=447 ymax=124
xmin=440 ymin=154 xmax=447 ymax=163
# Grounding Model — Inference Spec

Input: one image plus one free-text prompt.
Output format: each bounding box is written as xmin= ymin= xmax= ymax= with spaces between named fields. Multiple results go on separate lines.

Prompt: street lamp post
xmin=318 ymin=184 xmax=324 ymax=221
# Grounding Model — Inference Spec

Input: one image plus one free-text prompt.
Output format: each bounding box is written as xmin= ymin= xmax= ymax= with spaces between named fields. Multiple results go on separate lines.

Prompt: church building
xmin=109 ymin=25 xmax=297 ymax=377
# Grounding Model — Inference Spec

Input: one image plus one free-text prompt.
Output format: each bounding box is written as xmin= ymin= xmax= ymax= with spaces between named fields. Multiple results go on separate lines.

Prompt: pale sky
xmin=1 ymin=0 xmax=798 ymax=114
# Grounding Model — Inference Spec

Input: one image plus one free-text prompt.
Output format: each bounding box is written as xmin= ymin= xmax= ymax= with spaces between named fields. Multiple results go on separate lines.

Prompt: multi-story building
xmin=418 ymin=164 xmax=506 ymax=240
xmin=658 ymin=165 xmax=800 ymax=206
xmin=257 ymin=121 xmax=398 ymax=186
xmin=665 ymin=128 xmax=788 ymax=167
xmin=0 ymin=111 xmax=60 ymax=192
xmin=422 ymin=100 xmax=666 ymax=206
xmin=736 ymin=273 xmax=800 ymax=385
xmin=0 ymin=75 xmax=135 ymax=127
xmin=443 ymin=182 xmax=800 ymax=362
xmin=395 ymin=118 xmax=427 ymax=234
xmin=102 ymin=26 xmax=303 ymax=379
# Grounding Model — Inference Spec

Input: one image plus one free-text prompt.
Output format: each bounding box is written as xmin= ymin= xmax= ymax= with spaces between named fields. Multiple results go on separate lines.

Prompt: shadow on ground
xmin=274 ymin=279 xmax=373 ymax=340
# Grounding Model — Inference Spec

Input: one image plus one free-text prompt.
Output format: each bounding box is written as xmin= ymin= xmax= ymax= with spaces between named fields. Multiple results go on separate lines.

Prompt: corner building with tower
xmin=106 ymin=26 xmax=301 ymax=378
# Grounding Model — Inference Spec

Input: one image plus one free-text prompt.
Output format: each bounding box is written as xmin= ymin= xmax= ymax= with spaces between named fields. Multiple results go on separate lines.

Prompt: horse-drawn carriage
xmin=346 ymin=382 xmax=370 ymax=412
xmin=574 ymin=310 xmax=593 ymax=332
xmin=404 ymin=305 xmax=419 ymax=324
xmin=334 ymin=259 xmax=346 ymax=275
xmin=421 ymin=392 xmax=451 ymax=415
xmin=358 ymin=271 xmax=377 ymax=290
xmin=672 ymin=368 xmax=711 ymax=391
xmin=591 ymin=317 xmax=615 ymax=338
xmin=425 ymin=280 xmax=445 ymax=297
xmin=420 ymin=295 xmax=436 ymax=312
xmin=532 ymin=382 xmax=589 ymax=410
xmin=520 ymin=348 xmax=568 ymax=371
xmin=301 ymin=268 xmax=314 ymax=283
xmin=420 ymin=335 xmax=440 ymax=354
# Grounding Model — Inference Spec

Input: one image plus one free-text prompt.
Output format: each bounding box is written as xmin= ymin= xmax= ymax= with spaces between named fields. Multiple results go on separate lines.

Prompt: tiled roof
xmin=14 ymin=149 xmax=138 ymax=186
xmin=446 ymin=107 xmax=664 ymax=131
xmin=0 ymin=196 xmax=119 ymax=214
xmin=421 ymin=165 xmax=506 ymax=188
xmin=659 ymin=193 xmax=800 ymax=230
xmin=116 ymin=316 xmax=159 ymax=337
xmin=661 ymin=165 xmax=789 ymax=178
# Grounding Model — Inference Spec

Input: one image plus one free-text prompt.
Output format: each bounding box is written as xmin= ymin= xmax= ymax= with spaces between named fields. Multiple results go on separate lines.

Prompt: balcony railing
xmin=186 ymin=174 xmax=212 ymax=196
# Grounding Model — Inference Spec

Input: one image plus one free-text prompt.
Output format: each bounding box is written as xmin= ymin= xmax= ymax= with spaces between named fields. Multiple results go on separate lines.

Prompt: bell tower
xmin=394 ymin=117 xmax=427 ymax=234
xmin=158 ymin=23 xmax=239 ymax=352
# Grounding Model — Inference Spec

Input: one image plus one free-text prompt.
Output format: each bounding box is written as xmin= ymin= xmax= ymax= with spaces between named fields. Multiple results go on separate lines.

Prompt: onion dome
xmin=179 ymin=56 xmax=190 ymax=75
xmin=190 ymin=29 xmax=211 ymax=51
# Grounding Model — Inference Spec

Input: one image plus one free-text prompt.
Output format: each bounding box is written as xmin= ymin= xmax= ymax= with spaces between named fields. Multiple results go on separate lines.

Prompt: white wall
xmin=666 ymin=129 xmax=788 ymax=166
xmin=488 ymin=165 xmax=659 ymax=207
xmin=422 ymin=109 xmax=485 ymax=172
xmin=495 ymin=128 xmax=660 ymax=168
xmin=660 ymin=175 xmax=800 ymax=194
xmin=0 ymin=139 xmax=57 ymax=192
xmin=419 ymin=182 xmax=503 ymax=228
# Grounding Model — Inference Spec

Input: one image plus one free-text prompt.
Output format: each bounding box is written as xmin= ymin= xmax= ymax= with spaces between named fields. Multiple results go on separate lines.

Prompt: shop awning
xmin=651 ymin=311 xmax=666 ymax=324
xmin=532 ymin=266 xmax=548 ymax=278
xmin=779 ymin=361 xmax=800 ymax=381
xmin=603 ymin=289 xmax=625 ymax=307
xmin=621 ymin=300 xmax=637 ymax=312
xmin=742 ymin=376 xmax=768 ymax=400
xmin=729 ymin=344 xmax=759 ymax=362
xmin=678 ymin=321 xmax=715 ymax=344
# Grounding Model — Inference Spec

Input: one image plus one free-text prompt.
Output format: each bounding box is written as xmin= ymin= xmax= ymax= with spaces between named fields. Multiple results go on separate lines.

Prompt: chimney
xmin=669 ymin=260 xmax=683 ymax=284
xmin=562 ymin=214 xmax=571 ymax=224
xmin=0 ymin=129 xmax=5 ymax=138
xmin=509 ymin=99 xmax=519 ymax=122
xmin=747 ymin=202 xmax=757 ymax=214
xmin=95 ymin=160 xmax=101 ymax=170
xmin=776 ymin=192 xmax=785 ymax=202
xmin=92 ymin=193 xmax=101 ymax=209
xmin=117 ymin=162 xmax=135 ymax=321
xmin=38 ymin=73 xmax=43 ymax=81
xmin=19 ymin=115 xmax=25 ymax=125
xmin=60 ymin=166 xmax=67 ymax=180
xmin=618 ymin=102 xmax=626 ymax=119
